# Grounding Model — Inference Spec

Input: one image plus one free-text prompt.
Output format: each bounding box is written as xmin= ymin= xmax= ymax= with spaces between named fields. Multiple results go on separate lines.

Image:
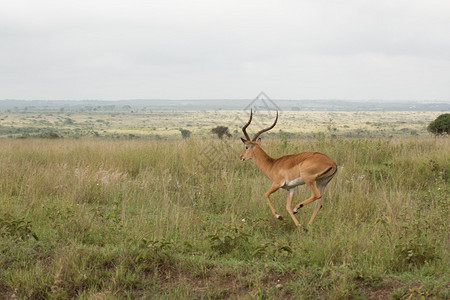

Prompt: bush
xmin=39 ymin=131 xmax=62 ymax=139
xmin=427 ymin=113 xmax=450 ymax=135
xmin=179 ymin=128 xmax=191 ymax=139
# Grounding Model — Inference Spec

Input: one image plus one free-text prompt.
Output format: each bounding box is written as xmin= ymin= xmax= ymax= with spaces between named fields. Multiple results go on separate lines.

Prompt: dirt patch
xmin=356 ymin=276 xmax=421 ymax=299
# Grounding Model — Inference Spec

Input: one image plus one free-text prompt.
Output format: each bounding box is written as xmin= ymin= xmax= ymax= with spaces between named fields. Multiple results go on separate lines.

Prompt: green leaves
xmin=207 ymin=223 xmax=250 ymax=254
xmin=253 ymin=241 xmax=293 ymax=259
xmin=0 ymin=213 xmax=38 ymax=241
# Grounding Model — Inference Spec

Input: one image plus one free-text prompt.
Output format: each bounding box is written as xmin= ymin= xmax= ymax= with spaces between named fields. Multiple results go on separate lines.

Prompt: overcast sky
xmin=1 ymin=0 xmax=450 ymax=101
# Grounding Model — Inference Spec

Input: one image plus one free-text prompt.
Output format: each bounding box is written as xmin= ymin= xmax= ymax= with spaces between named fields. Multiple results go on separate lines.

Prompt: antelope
xmin=240 ymin=110 xmax=337 ymax=227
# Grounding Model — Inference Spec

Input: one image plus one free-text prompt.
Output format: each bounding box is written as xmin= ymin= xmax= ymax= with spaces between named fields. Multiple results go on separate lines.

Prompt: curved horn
xmin=252 ymin=111 xmax=278 ymax=141
xmin=241 ymin=109 xmax=253 ymax=141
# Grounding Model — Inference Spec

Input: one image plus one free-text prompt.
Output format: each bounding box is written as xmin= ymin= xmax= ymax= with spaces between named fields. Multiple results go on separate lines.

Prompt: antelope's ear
xmin=241 ymin=137 xmax=247 ymax=144
xmin=256 ymin=138 xmax=261 ymax=145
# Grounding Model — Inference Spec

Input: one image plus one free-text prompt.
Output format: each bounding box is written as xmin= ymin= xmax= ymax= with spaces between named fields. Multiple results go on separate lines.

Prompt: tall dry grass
xmin=0 ymin=137 xmax=448 ymax=298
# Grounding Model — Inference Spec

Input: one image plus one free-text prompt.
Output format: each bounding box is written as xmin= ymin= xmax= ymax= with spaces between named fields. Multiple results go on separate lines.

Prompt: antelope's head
xmin=240 ymin=110 xmax=278 ymax=161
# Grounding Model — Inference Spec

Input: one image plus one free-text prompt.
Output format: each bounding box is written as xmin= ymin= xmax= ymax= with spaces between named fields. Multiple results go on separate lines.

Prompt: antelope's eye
xmin=245 ymin=146 xmax=249 ymax=150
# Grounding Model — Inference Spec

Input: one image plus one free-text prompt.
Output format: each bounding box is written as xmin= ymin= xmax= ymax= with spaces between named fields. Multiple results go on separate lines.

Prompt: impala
xmin=240 ymin=110 xmax=337 ymax=226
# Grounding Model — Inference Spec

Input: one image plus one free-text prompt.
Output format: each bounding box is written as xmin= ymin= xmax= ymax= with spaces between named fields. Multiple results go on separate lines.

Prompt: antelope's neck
xmin=253 ymin=146 xmax=275 ymax=179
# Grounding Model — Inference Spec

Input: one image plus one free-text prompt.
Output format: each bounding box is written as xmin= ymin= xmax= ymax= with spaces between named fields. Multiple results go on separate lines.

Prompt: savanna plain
xmin=0 ymin=109 xmax=449 ymax=299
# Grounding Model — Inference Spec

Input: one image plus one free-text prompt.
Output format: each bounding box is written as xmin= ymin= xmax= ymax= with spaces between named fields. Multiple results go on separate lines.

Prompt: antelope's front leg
xmin=286 ymin=188 xmax=300 ymax=226
xmin=265 ymin=183 xmax=282 ymax=220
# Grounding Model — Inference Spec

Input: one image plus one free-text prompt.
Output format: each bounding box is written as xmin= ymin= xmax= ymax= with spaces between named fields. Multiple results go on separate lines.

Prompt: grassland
xmin=0 ymin=109 xmax=449 ymax=299
xmin=0 ymin=109 xmax=442 ymax=139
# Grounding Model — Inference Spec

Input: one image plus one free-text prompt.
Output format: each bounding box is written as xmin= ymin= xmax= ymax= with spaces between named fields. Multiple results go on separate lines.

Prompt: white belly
xmin=281 ymin=177 xmax=305 ymax=189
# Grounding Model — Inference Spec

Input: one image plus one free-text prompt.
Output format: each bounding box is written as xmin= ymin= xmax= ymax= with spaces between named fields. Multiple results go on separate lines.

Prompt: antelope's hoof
xmin=297 ymin=224 xmax=308 ymax=232
xmin=276 ymin=214 xmax=283 ymax=221
xmin=293 ymin=209 xmax=298 ymax=215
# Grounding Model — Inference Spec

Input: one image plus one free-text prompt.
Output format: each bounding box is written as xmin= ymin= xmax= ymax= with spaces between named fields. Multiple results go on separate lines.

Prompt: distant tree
xmin=179 ymin=128 xmax=191 ymax=139
xmin=63 ymin=118 xmax=74 ymax=125
xmin=211 ymin=126 xmax=231 ymax=139
xmin=427 ymin=113 xmax=450 ymax=135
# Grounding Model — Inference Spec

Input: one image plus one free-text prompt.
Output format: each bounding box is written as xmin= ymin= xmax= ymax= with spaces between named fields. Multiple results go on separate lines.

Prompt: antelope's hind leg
xmin=308 ymin=198 xmax=323 ymax=225
xmin=293 ymin=180 xmax=321 ymax=213
xmin=307 ymin=175 xmax=334 ymax=225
